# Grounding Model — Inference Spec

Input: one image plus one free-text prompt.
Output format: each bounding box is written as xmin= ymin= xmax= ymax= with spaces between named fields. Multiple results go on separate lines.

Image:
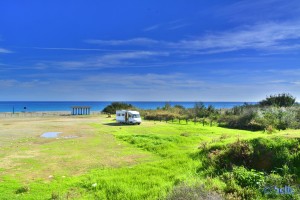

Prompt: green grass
xmin=0 ymin=115 xmax=299 ymax=199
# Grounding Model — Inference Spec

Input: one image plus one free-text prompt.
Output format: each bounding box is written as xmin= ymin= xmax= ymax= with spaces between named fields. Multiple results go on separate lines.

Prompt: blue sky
xmin=0 ymin=0 xmax=300 ymax=101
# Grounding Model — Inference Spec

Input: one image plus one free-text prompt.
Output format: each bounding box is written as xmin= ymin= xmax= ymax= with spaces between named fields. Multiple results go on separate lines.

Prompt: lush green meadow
xmin=0 ymin=114 xmax=299 ymax=199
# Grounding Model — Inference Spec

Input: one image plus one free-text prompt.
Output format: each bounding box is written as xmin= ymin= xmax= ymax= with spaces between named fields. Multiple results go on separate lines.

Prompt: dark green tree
xmin=259 ymin=93 xmax=296 ymax=107
xmin=102 ymin=102 xmax=134 ymax=114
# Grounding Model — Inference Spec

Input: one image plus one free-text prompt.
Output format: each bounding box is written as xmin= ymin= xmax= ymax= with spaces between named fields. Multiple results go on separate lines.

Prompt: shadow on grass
xmin=103 ymin=123 xmax=137 ymax=126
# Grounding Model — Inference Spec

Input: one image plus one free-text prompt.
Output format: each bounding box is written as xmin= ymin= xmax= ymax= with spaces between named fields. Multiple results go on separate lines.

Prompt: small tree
xmin=102 ymin=102 xmax=134 ymax=114
xmin=162 ymin=102 xmax=171 ymax=110
xmin=259 ymin=93 xmax=296 ymax=107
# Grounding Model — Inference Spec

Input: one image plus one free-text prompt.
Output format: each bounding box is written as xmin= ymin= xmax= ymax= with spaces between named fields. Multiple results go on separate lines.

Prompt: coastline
xmin=0 ymin=101 xmax=256 ymax=113
xmin=0 ymin=111 xmax=102 ymax=118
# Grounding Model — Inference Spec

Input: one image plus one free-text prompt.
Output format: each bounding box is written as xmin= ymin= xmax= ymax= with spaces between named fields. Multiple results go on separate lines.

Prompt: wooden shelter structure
xmin=71 ymin=106 xmax=91 ymax=115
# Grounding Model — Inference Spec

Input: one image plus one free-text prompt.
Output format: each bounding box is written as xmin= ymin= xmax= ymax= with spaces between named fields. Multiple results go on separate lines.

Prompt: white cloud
xmin=86 ymin=21 xmax=300 ymax=54
xmin=82 ymin=73 xmax=205 ymax=89
xmin=0 ymin=79 xmax=18 ymax=87
xmin=167 ymin=19 xmax=190 ymax=30
xmin=32 ymin=47 xmax=137 ymax=52
xmin=0 ymin=48 xmax=13 ymax=53
xmin=3 ymin=70 xmax=300 ymax=101
xmin=55 ymin=51 xmax=169 ymax=69
xmin=219 ymin=0 xmax=300 ymax=22
xmin=170 ymin=21 xmax=300 ymax=53
xmin=86 ymin=38 xmax=159 ymax=46
xmin=0 ymin=79 xmax=48 ymax=88
xmin=143 ymin=24 xmax=160 ymax=32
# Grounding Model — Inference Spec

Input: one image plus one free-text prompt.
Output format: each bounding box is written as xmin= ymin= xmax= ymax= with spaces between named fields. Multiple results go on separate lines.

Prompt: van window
xmin=122 ymin=114 xmax=125 ymax=116
xmin=132 ymin=114 xmax=140 ymax=118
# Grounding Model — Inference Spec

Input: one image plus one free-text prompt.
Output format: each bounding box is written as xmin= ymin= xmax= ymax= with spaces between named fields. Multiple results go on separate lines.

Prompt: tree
xmin=162 ymin=102 xmax=171 ymax=110
xmin=193 ymin=102 xmax=207 ymax=118
xmin=102 ymin=102 xmax=134 ymax=114
xmin=259 ymin=93 xmax=296 ymax=107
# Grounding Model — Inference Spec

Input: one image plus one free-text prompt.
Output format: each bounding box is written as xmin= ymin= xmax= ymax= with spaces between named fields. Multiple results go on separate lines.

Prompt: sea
xmin=0 ymin=101 xmax=256 ymax=113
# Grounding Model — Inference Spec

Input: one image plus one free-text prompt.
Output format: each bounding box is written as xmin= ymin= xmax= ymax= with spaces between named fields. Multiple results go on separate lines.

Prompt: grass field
xmin=0 ymin=114 xmax=299 ymax=199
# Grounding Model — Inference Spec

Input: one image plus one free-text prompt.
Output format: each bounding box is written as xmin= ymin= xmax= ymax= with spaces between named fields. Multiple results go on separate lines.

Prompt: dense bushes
xmin=218 ymin=108 xmax=263 ymax=130
xmin=143 ymin=103 xmax=219 ymax=125
xmin=219 ymin=94 xmax=300 ymax=131
xmin=219 ymin=106 xmax=300 ymax=131
xmin=259 ymin=93 xmax=296 ymax=107
xmin=201 ymin=137 xmax=300 ymax=199
xmin=206 ymin=137 xmax=300 ymax=173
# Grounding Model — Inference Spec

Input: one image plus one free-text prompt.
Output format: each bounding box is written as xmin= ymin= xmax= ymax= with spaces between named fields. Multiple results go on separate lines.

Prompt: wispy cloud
xmin=170 ymin=21 xmax=300 ymax=53
xmin=55 ymin=51 xmax=169 ymax=69
xmin=86 ymin=38 xmax=159 ymax=46
xmin=143 ymin=19 xmax=189 ymax=32
xmin=0 ymin=79 xmax=18 ymax=87
xmin=143 ymin=24 xmax=160 ymax=32
xmin=167 ymin=19 xmax=190 ymax=30
xmin=219 ymin=0 xmax=300 ymax=22
xmin=88 ymin=21 xmax=300 ymax=54
xmin=6 ymin=70 xmax=300 ymax=101
xmin=0 ymin=79 xmax=49 ymax=88
xmin=0 ymin=48 xmax=13 ymax=53
xmin=79 ymin=73 xmax=204 ymax=90
xmin=32 ymin=47 xmax=138 ymax=52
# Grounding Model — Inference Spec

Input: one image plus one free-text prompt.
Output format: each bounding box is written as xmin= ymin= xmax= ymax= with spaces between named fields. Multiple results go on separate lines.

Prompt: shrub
xmin=218 ymin=109 xmax=263 ymax=131
xmin=209 ymin=140 xmax=253 ymax=170
xmin=231 ymin=166 xmax=265 ymax=188
xmin=15 ymin=185 xmax=30 ymax=194
xmin=166 ymin=183 xmax=223 ymax=200
xmin=259 ymin=93 xmax=296 ymax=107
xmin=206 ymin=137 xmax=300 ymax=173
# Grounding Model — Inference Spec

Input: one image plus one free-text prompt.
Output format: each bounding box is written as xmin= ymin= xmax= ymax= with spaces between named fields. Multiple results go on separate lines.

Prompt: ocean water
xmin=0 ymin=101 xmax=256 ymax=113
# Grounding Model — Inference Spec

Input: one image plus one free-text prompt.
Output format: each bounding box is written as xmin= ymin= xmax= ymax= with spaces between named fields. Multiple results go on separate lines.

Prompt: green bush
xmin=15 ymin=185 xmax=30 ymax=194
xmin=102 ymin=102 xmax=134 ymax=114
xmin=201 ymin=137 xmax=300 ymax=199
xmin=206 ymin=137 xmax=300 ymax=173
xmin=219 ymin=94 xmax=300 ymax=131
xmin=259 ymin=93 xmax=296 ymax=107
xmin=231 ymin=166 xmax=265 ymax=188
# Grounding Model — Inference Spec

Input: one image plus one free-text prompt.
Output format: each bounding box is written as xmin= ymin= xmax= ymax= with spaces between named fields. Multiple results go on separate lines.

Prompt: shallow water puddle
xmin=41 ymin=132 xmax=61 ymax=138
xmin=41 ymin=132 xmax=78 ymax=139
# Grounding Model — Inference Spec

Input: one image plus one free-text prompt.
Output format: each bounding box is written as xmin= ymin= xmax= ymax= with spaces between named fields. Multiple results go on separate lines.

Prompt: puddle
xmin=41 ymin=132 xmax=78 ymax=139
xmin=41 ymin=132 xmax=61 ymax=138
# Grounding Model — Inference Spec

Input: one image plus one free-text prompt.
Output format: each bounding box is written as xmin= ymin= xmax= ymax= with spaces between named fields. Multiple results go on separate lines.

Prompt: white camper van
xmin=116 ymin=110 xmax=142 ymax=125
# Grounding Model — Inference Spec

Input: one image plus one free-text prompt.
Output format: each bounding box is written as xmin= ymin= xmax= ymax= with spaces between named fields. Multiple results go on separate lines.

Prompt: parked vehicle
xmin=116 ymin=110 xmax=142 ymax=125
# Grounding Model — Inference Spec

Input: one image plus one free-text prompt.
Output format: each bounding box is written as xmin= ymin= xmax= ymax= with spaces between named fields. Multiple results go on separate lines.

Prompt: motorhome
xmin=116 ymin=110 xmax=142 ymax=125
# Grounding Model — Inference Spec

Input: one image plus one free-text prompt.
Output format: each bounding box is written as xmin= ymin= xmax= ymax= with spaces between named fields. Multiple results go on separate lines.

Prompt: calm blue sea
xmin=0 ymin=101 xmax=256 ymax=113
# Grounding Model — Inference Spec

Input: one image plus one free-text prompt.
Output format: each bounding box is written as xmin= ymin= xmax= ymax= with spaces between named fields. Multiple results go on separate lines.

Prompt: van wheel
xmin=138 ymin=123 xmax=141 ymax=125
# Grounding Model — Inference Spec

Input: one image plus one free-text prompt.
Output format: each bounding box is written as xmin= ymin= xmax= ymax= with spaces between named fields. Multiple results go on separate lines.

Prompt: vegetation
xmin=219 ymin=93 xmax=300 ymax=131
xmin=142 ymin=102 xmax=219 ymax=126
xmin=102 ymin=102 xmax=134 ymax=114
xmin=259 ymin=93 xmax=296 ymax=107
xmin=1 ymin=94 xmax=300 ymax=199
xmin=199 ymin=137 xmax=300 ymax=199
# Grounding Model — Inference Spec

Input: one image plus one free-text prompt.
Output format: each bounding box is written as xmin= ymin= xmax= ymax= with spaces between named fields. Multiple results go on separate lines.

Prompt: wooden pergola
xmin=71 ymin=106 xmax=91 ymax=115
